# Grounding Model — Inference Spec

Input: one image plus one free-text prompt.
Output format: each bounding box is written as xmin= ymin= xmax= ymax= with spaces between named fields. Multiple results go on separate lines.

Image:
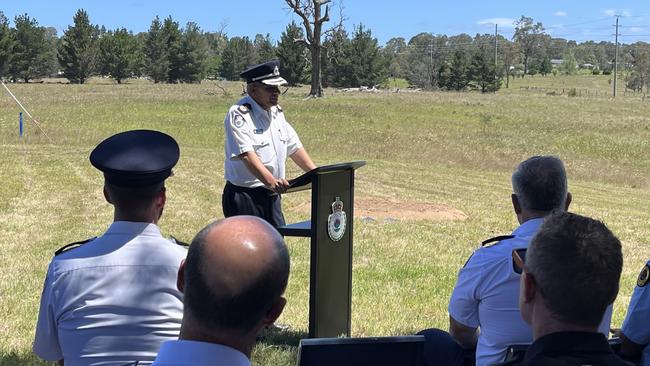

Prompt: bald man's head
xmin=183 ymin=216 xmax=290 ymax=335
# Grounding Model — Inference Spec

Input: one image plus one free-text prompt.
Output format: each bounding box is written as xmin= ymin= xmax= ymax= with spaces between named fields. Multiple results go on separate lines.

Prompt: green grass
xmin=1 ymin=76 xmax=649 ymax=365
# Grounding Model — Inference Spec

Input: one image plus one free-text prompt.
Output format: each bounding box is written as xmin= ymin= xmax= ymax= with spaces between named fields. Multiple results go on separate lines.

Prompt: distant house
xmin=550 ymin=59 xmax=564 ymax=68
xmin=580 ymin=63 xmax=595 ymax=69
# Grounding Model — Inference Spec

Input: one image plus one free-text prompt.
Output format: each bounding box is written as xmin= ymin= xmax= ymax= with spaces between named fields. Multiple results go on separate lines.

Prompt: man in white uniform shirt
xmin=222 ymin=60 xmax=316 ymax=227
xmin=434 ymin=155 xmax=612 ymax=366
xmin=153 ymin=216 xmax=290 ymax=366
xmin=33 ymin=130 xmax=187 ymax=366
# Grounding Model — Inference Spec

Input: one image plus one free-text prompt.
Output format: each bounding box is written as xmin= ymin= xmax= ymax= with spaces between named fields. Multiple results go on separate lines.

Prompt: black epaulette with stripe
xmin=481 ymin=235 xmax=515 ymax=247
xmin=54 ymin=237 xmax=96 ymax=256
xmin=169 ymin=236 xmax=189 ymax=247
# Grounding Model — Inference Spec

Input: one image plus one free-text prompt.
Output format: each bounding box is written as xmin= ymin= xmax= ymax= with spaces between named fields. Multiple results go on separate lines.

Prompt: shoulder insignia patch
xmin=277 ymin=105 xmax=283 ymax=112
xmin=55 ymin=237 xmax=96 ymax=256
xmin=638 ymin=265 xmax=649 ymax=287
xmin=238 ymin=103 xmax=251 ymax=114
xmin=481 ymin=235 xmax=515 ymax=247
xmin=233 ymin=114 xmax=245 ymax=128
xmin=169 ymin=235 xmax=189 ymax=247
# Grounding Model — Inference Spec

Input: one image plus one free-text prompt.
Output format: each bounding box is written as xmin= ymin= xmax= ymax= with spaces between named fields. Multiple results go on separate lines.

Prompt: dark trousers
xmin=417 ymin=328 xmax=475 ymax=366
xmin=222 ymin=181 xmax=286 ymax=228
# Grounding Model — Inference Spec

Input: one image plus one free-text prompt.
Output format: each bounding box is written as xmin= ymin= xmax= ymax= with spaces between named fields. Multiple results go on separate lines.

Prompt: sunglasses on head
xmin=512 ymin=248 xmax=527 ymax=274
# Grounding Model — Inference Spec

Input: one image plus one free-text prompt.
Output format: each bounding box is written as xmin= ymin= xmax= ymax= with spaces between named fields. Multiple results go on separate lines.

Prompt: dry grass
xmin=1 ymin=77 xmax=649 ymax=365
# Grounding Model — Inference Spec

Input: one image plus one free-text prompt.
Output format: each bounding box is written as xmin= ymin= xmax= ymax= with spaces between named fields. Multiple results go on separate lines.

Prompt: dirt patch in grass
xmin=289 ymin=197 xmax=468 ymax=221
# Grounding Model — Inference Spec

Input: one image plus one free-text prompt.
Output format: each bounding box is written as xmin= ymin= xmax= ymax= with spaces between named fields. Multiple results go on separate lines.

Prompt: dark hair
xmin=511 ymin=156 xmax=567 ymax=212
xmin=527 ymin=211 xmax=622 ymax=327
xmin=105 ymin=182 xmax=164 ymax=213
xmin=183 ymin=221 xmax=290 ymax=334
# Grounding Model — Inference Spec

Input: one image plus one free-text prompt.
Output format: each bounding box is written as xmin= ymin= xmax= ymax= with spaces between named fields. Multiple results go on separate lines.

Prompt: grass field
xmin=1 ymin=74 xmax=649 ymax=365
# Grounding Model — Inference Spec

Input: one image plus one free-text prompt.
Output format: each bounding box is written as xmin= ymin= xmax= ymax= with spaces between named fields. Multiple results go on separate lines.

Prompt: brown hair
xmin=527 ymin=211 xmax=622 ymax=326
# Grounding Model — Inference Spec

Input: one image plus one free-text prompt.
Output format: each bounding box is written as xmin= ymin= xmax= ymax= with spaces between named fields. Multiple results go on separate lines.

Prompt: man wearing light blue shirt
xmin=33 ymin=130 xmax=188 ymax=366
xmin=153 ymin=215 xmax=290 ymax=366
xmin=443 ymin=155 xmax=614 ymax=366
xmin=618 ymin=260 xmax=650 ymax=365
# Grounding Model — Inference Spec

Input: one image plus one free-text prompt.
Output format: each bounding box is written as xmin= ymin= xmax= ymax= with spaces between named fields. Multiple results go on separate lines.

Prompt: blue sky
xmin=1 ymin=0 xmax=649 ymax=45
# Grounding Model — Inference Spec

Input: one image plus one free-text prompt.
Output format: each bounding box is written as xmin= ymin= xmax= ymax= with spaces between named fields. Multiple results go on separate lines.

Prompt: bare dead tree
xmin=285 ymin=0 xmax=343 ymax=97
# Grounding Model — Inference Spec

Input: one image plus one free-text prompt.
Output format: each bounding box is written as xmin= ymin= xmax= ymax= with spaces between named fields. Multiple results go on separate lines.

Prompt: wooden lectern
xmin=277 ymin=161 xmax=366 ymax=338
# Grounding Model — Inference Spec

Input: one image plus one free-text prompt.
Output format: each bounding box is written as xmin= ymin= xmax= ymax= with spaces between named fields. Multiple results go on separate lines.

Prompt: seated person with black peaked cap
xmin=221 ymin=59 xmax=316 ymax=228
xmin=152 ymin=216 xmax=290 ymax=366
xmin=33 ymin=130 xmax=188 ymax=366
xmin=496 ymin=211 xmax=633 ymax=366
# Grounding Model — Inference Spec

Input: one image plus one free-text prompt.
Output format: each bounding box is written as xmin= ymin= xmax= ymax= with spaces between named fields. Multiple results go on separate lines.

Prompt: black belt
xmin=225 ymin=181 xmax=274 ymax=196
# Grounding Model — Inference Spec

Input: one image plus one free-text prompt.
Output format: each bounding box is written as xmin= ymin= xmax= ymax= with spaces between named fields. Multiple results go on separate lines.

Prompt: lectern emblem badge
xmin=327 ymin=197 xmax=346 ymax=242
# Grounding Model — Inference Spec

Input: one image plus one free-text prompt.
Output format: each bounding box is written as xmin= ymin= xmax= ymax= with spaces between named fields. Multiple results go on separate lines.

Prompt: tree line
xmin=1 ymin=10 xmax=649 ymax=93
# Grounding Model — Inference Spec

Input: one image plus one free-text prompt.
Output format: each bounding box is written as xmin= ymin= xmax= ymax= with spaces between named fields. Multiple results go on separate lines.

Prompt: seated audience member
xmin=615 ymin=259 xmax=650 ymax=364
xmin=420 ymin=156 xmax=613 ymax=366
xmin=497 ymin=211 xmax=632 ymax=365
xmin=152 ymin=215 xmax=290 ymax=366
xmin=33 ymin=130 xmax=187 ymax=366
xmin=421 ymin=156 xmax=573 ymax=366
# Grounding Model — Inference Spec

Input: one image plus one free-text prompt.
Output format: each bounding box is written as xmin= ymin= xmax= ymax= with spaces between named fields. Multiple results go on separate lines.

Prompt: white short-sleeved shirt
xmin=153 ymin=340 xmax=251 ymax=366
xmin=33 ymin=221 xmax=187 ymax=366
xmin=223 ymin=95 xmax=302 ymax=188
xmin=622 ymin=260 xmax=650 ymax=365
xmin=448 ymin=218 xmax=613 ymax=366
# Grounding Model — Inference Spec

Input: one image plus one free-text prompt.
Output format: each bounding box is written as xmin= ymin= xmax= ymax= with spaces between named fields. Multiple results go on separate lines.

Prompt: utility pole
xmin=429 ymin=40 xmax=434 ymax=87
xmin=613 ymin=15 xmax=620 ymax=98
xmin=494 ymin=24 xmax=498 ymax=68
xmin=495 ymin=24 xmax=499 ymax=82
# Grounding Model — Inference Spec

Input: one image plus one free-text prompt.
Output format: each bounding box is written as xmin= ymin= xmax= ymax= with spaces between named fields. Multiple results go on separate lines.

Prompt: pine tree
xmin=539 ymin=57 xmax=552 ymax=76
xmin=58 ymin=9 xmax=98 ymax=84
xmin=144 ymin=16 xmax=169 ymax=83
xmin=99 ymin=28 xmax=139 ymax=83
xmin=468 ymin=50 xmax=500 ymax=93
xmin=253 ymin=34 xmax=276 ymax=64
xmin=447 ymin=50 xmax=470 ymax=90
xmin=276 ymin=21 xmax=309 ymax=86
xmin=177 ymin=22 xmax=208 ymax=83
xmin=220 ymin=36 xmax=255 ymax=81
xmin=0 ymin=12 xmax=13 ymax=78
xmin=162 ymin=16 xmax=182 ymax=83
xmin=345 ymin=24 xmax=387 ymax=87
xmin=9 ymin=14 xmax=51 ymax=82
xmin=321 ymin=27 xmax=349 ymax=87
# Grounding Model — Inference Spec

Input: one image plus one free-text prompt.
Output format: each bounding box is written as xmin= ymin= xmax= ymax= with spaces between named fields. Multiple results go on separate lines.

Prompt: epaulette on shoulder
xmin=237 ymin=103 xmax=252 ymax=114
xmin=169 ymin=236 xmax=189 ymax=247
xmin=481 ymin=235 xmax=515 ymax=247
xmin=55 ymin=237 xmax=96 ymax=256
xmin=276 ymin=105 xmax=283 ymax=112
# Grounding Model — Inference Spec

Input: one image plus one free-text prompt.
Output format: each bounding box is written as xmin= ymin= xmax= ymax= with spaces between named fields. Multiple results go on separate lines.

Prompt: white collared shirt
xmin=621 ymin=260 xmax=650 ymax=366
xmin=223 ymin=95 xmax=302 ymax=188
xmin=33 ymin=221 xmax=187 ymax=366
xmin=153 ymin=340 xmax=251 ymax=366
xmin=448 ymin=218 xmax=613 ymax=366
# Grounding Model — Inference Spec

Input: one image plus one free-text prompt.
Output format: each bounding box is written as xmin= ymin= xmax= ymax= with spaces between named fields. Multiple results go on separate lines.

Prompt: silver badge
xmin=327 ymin=197 xmax=347 ymax=242
xmin=273 ymin=65 xmax=280 ymax=76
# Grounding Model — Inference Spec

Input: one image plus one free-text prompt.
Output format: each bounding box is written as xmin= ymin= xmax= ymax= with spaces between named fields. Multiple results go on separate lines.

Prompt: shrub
xmin=568 ymin=88 xmax=577 ymax=97
xmin=592 ymin=68 xmax=601 ymax=75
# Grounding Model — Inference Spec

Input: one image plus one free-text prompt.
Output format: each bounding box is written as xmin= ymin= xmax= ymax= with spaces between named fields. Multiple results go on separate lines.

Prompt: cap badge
xmin=327 ymin=197 xmax=346 ymax=242
xmin=273 ymin=65 xmax=279 ymax=76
